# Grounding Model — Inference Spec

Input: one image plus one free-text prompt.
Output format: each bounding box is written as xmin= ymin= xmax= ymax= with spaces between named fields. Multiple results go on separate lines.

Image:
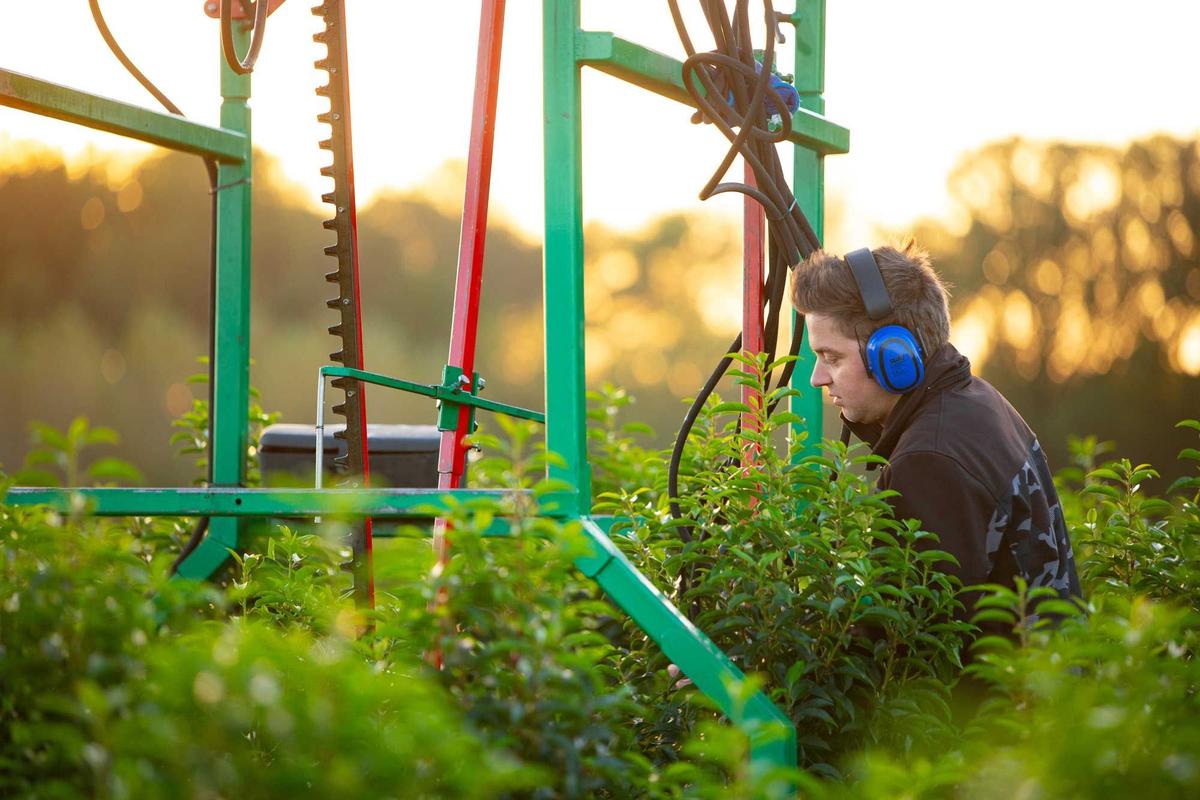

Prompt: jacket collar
xmin=842 ymin=342 xmax=973 ymax=462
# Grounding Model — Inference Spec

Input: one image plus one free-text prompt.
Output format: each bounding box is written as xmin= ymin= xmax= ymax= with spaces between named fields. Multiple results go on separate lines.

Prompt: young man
xmin=790 ymin=242 xmax=1081 ymax=615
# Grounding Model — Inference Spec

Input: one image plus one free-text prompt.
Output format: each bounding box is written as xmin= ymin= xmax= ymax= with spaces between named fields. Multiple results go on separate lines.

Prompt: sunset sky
xmin=3 ymin=1 xmax=1198 ymax=248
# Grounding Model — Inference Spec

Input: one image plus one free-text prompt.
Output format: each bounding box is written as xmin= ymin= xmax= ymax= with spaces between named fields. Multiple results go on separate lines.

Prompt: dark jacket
xmin=844 ymin=343 xmax=1082 ymax=610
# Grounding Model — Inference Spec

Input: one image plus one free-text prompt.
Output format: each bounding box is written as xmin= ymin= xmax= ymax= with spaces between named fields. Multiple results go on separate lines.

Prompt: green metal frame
xmin=4 ymin=1 xmax=847 ymax=782
xmin=543 ymin=0 xmax=846 ymax=773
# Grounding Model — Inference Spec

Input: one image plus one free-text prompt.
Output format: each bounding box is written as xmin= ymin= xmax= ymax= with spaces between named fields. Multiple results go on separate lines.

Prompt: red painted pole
xmin=742 ymin=160 xmax=765 ymax=469
xmin=433 ymin=0 xmax=507 ymax=568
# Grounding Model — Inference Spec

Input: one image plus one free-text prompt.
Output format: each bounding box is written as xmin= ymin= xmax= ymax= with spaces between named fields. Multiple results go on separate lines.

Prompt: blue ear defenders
xmin=843 ymin=248 xmax=925 ymax=394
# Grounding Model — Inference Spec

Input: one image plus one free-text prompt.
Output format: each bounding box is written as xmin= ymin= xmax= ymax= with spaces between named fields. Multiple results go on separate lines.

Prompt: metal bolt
xmin=477 ymin=377 xmax=487 ymax=390
xmin=337 ymin=206 xmax=345 ymax=213
xmin=347 ymin=390 xmax=355 ymax=397
xmin=343 ymin=298 xmax=350 ymax=305
xmin=332 ymin=113 xmax=341 ymax=120
xmin=205 ymin=1 xmax=218 ymax=12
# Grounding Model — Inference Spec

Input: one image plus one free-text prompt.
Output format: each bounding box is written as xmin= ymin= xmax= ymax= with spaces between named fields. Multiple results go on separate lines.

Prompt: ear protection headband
xmin=844 ymin=248 xmax=925 ymax=394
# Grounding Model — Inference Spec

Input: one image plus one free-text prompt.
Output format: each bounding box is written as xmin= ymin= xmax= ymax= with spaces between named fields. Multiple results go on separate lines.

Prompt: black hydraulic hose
xmin=220 ymin=0 xmax=270 ymax=75
xmin=666 ymin=1 xmax=838 ymax=602
xmin=89 ymin=0 xmax=219 ymax=574
xmin=88 ymin=0 xmax=184 ymax=116
xmin=669 ymin=333 xmax=741 ymax=544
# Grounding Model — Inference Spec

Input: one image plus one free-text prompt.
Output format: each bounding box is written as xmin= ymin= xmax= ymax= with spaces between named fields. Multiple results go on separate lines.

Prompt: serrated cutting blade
xmin=313 ymin=0 xmax=373 ymax=611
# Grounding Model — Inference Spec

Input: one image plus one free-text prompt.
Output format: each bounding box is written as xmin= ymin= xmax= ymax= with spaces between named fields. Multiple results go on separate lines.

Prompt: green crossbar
xmin=0 ymin=68 xmax=248 ymax=162
xmin=322 ymin=366 xmax=545 ymax=424
xmin=576 ymin=31 xmax=849 ymax=155
xmin=3 ymin=486 xmax=548 ymax=519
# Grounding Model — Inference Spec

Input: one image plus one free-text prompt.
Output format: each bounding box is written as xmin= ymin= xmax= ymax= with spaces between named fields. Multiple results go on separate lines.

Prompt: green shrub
xmin=599 ymin=356 xmax=971 ymax=776
xmin=368 ymin=418 xmax=656 ymax=797
xmin=8 ymin=389 xmax=1200 ymax=798
xmin=94 ymin=622 xmax=536 ymax=799
xmin=0 ymin=487 xmax=219 ymax=796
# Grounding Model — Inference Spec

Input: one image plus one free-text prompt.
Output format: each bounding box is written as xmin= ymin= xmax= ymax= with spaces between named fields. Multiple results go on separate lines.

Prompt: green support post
xmin=543 ymin=0 xmax=590 ymax=516
xmin=789 ymin=0 xmax=827 ymax=458
xmin=545 ymin=0 xmax=837 ymax=777
xmin=177 ymin=29 xmax=254 ymax=579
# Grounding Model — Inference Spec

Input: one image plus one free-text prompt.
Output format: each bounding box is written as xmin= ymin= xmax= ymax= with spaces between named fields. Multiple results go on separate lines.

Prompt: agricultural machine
xmin=2 ymin=0 xmax=849 ymax=774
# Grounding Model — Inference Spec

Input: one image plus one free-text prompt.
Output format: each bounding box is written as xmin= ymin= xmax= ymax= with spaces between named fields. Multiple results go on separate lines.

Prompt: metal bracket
xmin=436 ymin=365 xmax=481 ymax=433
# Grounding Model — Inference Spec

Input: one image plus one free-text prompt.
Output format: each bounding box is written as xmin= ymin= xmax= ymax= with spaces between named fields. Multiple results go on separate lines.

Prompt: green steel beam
xmin=322 ymin=366 xmax=545 ymax=424
xmin=4 ymin=487 xmax=545 ymax=519
xmin=789 ymin=0 xmax=827 ymax=459
xmin=576 ymin=31 xmax=849 ymax=156
xmin=575 ymin=518 xmax=797 ymax=770
xmin=543 ymin=1 xmax=589 ymax=516
xmin=0 ymin=68 xmax=247 ymax=163
xmin=546 ymin=0 xmax=798 ymax=776
xmin=178 ymin=28 xmax=255 ymax=581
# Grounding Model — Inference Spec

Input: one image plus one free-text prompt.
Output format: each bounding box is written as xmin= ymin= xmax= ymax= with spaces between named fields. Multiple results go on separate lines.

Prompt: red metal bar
xmin=433 ymin=0 xmax=507 ymax=566
xmin=741 ymin=161 xmax=765 ymax=468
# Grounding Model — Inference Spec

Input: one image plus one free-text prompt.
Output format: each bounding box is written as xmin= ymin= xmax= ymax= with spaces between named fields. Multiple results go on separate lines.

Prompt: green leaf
xmin=1166 ymin=476 xmax=1200 ymax=495
xmin=12 ymin=468 xmax=60 ymax=487
xmin=970 ymin=608 xmax=1018 ymax=625
xmin=87 ymin=458 xmax=144 ymax=485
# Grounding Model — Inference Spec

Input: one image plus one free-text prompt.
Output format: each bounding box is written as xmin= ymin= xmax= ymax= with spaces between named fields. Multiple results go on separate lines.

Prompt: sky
xmin=3 ymin=1 xmax=1199 ymax=247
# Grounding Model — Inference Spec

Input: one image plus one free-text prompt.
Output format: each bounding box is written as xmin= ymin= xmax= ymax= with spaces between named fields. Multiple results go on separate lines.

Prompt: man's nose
xmin=811 ymin=362 xmax=830 ymax=388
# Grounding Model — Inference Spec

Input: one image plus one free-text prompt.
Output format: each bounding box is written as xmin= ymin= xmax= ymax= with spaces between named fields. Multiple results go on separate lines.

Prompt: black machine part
xmin=259 ymin=423 xmax=441 ymax=489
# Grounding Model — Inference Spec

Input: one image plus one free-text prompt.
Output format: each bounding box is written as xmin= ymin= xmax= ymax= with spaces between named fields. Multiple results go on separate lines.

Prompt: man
xmin=789 ymin=241 xmax=1081 ymax=616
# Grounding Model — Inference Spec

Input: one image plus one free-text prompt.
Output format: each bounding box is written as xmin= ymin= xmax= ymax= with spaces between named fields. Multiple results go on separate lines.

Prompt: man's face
xmin=806 ymin=313 xmax=900 ymax=426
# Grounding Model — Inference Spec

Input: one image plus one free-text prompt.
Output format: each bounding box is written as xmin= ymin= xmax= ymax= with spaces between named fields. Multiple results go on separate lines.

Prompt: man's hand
xmin=666 ymin=663 xmax=693 ymax=689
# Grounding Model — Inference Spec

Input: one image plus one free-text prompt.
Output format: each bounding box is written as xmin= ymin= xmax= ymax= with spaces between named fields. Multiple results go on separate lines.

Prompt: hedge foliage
xmin=2 ymin=379 xmax=1199 ymax=797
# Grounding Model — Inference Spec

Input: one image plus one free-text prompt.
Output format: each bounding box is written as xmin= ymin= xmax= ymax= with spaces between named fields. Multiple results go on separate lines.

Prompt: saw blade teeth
xmin=323 ymin=244 xmax=339 ymax=257
xmin=332 ymin=402 xmax=347 ymax=416
xmin=315 ymin=58 xmax=332 ymax=71
xmin=333 ymin=431 xmax=348 ymax=442
xmin=316 ymin=111 xmax=334 ymax=124
xmin=331 ymin=377 xmax=351 ymax=390
xmin=326 ymin=297 xmax=340 ymax=310
xmin=325 ymin=269 xmax=340 ymax=282
xmin=321 ymin=192 xmax=335 ymax=204
xmin=328 ymin=323 xmax=343 ymax=337
xmin=311 ymin=3 xmax=327 ymax=16
xmin=318 ymin=139 xmax=333 ymax=151
xmin=313 ymin=31 xmax=327 ymax=44
xmin=316 ymin=84 xmax=330 ymax=98
xmin=320 ymin=165 xmax=334 ymax=177
xmin=330 ymin=350 xmax=345 ymax=363
xmin=322 ymin=218 xmax=336 ymax=229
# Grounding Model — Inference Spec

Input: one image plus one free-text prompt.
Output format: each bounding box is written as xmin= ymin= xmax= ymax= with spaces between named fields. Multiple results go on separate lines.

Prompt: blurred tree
xmin=910 ymin=135 xmax=1200 ymax=479
xmin=4 ymin=134 xmax=1196 ymax=487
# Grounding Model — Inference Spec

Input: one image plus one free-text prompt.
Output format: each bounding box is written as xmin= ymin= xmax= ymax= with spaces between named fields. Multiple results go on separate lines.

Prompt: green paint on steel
xmin=177 ymin=27 xmax=255 ymax=581
xmin=320 ymin=366 xmax=544 ymax=425
xmin=553 ymin=0 xmax=800 ymax=775
xmin=576 ymin=31 xmax=848 ymax=155
xmin=790 ymin=1 xmax=828 ymax=461
xmin=575 ymin=518 xmax=797 ymax=769
xmin=543 ymin=0 xmax=589 ymax=517
xmin=4 ymin=486 xmax=545 ymax=519
xmin=0 ymin=68 xmax=246 ymax=162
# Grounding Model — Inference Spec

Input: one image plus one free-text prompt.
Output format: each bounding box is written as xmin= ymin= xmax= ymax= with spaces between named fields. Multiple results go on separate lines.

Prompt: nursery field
xmin=2 ymin=385 xmax=1199 ymax=798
